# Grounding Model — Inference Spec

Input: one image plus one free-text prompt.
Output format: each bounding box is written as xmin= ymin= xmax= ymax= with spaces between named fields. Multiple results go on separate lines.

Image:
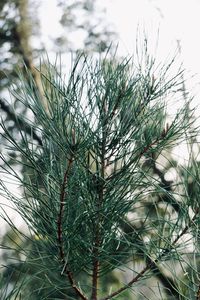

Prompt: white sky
xmin=103 ymin=0 xmax=200 ymax=101
xmin=39 ymin=0 xmax=200 ymax=73
xmin=38 ymin=0 xmax=200 ymax=100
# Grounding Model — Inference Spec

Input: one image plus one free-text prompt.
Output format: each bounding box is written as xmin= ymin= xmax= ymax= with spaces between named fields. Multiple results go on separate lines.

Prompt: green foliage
xmin=0 ymin=0 xmax=116 ymax=157
xmin=0 ymin=49 xmax=200 ymax=300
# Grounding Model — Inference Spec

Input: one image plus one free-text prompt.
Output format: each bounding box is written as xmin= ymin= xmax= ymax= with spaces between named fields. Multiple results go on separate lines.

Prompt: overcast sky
xmin=39 ymin=0 xmax=200 ymax=101
xmin=105 ymin=0 xmax=200 ymax=74
xmin=39 ymin=0 xmax=200 ymax=73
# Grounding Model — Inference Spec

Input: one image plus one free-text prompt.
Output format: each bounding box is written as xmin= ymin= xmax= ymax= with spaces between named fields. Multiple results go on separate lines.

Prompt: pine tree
xmin=0 ymin=48 xmax=200 ymax=300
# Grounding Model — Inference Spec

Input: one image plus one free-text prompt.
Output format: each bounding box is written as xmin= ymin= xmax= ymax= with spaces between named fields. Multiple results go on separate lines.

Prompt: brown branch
xmin=91 ymin=173 xmax=105 ymax=300
xmin=172 ymin=208 xmax=199 ymax=246
xmin=91 ymin=238 xmax=100 ymax=300
xmin=91 ymin=171 xmax=105 ymax=300
xmin=57 ymin=158 xmax=73 ymax=261
xmin=101 ymin=208 xmax=199 ymax=300
xmin=140 ymin=123 xmax=171 ymax=156
xmin=91 ymin=99 xmax=108 ymax=300
xmin=101 ymin=263 xmax=152 ymax=300
xmin=57 ymin=136 xmax=88 ymax=300
xmin=90 ymin=163 xmax=104 ymax=299
xmin=146 ymin=257 xmax=179 ymax=299
xmin=119 ymin=219 xmax=180 ymax=299
xmin=196 ymin=286 xmax=200 ymax=300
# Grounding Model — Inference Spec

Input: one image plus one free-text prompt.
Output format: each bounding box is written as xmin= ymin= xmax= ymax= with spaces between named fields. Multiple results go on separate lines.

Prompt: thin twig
xmin=91 ymin=97 xmax=108 ymax=300
xmin=91 ymin=234 xmax=101 ymax=300
xmin=57 ymin=158 xmax=73 ymax=260
xmin=172 ymin=208 xmax=199 ymax=246
xmin=196 ymin=285 xmax=200 ymax=300
xmin=112 ymin=122 xmax=171 ymax=182
xmin=101 ymin=208 xmax=199 ymax=300
xmin=119 ymin=219 xmax=180 ymax=299
xmin=101 ymin=263 xmax=152 ymax=300
xmin=57 ymin=132 xmax=88 ymax=300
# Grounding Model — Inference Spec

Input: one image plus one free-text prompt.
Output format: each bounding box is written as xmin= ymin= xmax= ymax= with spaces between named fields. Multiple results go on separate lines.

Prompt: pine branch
xmin=146 ymin=257 xmax=179 ymax=299
xmin=1 ymin=48 xmax=198 ymax=299
xmin=108 ymin=123 xmax=170 ymax=182
xmin=101 ymin=208 xmax=199 ymax=300
xmin=119 ymin=219 xmax=180 ymax=299
xmin=91 ymin=234 xmax=100 ymax=300
xmin=57 ymin=133 xmax=88 ymax=300
xmin=91 ymin=99 xmax=108 ymax=300
xmin=172 ymin=208 xmax=199 ymax=246
xmin=101 ymin=264 xmax=152 ymax=300
xmin=57 ymin=157 xmax=73 ymax=262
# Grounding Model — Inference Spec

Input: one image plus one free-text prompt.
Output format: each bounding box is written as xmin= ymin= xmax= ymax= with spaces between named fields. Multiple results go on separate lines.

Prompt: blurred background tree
xmin=0 ymin=0 xmax=116 ymax=139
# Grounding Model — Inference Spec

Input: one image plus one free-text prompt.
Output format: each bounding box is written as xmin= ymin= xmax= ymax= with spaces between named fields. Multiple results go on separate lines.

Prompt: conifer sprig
xmin=0 ymin=50 xmax=199 ymax=299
